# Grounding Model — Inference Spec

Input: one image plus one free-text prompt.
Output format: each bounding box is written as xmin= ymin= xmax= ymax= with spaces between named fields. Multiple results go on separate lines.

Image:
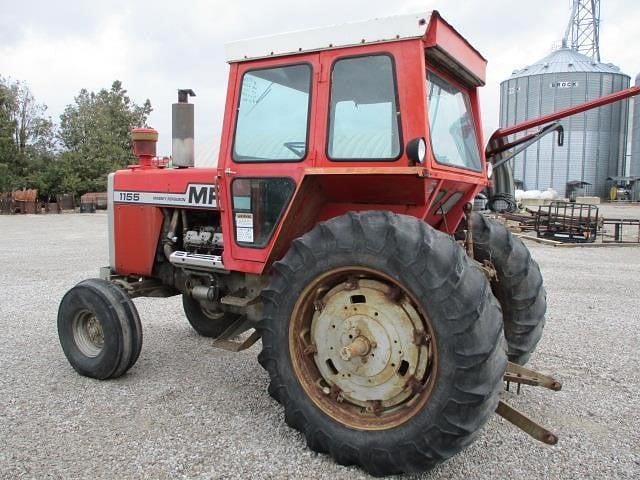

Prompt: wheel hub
xmin=311 ymin=278 xmax=430 ymax=408
xmin=72 ymin=310 xmax=104 ymax=358
xmin=340 ymin=334 xmax=371 ymax=361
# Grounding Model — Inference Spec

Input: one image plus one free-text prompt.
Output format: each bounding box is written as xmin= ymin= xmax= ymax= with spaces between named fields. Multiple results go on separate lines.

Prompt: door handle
xmin=224 ymin=168 xmax=237 ymax=176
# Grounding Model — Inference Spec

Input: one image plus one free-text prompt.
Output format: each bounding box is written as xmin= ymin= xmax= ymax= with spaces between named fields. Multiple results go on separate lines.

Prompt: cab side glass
xmin=231 ymin=178 xmax=296 ymax=247
xmin=328 ymin=55 xmax=401 ymax=160
xmin=233 ymin=64 xmax=311 ymax=162
xmin=426 ymin=72 xmax=482 ymax=171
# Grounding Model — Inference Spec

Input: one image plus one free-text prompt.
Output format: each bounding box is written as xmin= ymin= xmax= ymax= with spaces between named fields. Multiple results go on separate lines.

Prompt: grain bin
xmin=500 ymin=48 xmax=630 ymax=198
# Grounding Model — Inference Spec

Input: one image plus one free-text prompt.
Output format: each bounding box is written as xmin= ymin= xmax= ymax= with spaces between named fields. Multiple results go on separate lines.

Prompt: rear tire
xmin=57 ymin=279 xmax=142 ymax=379
xmin=469 ymin=212 xmax=546 ymax=365
xmin=258 ymin=211 xmax=507 ymax=476
xmin=182 ymin=295 xmax=238 ymax=338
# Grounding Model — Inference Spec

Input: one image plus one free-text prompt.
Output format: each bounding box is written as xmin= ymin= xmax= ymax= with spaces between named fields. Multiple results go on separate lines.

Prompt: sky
xmin=1 ymin=0 xmax=638 ymax=166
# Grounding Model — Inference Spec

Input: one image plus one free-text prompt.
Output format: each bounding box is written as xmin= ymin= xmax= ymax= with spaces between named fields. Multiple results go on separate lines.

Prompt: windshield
xmin=426 ymin=71 xmax=482 ymax=171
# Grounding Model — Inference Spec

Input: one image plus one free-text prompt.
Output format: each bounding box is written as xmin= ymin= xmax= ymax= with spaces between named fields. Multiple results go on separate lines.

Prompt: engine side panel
xmin=111 ymin=167 xmax=219 ymax=276
xmin=114 ymin=204 xmax=164 ymax=276
xmin=112 ymin=167 xmax=219 ymax=209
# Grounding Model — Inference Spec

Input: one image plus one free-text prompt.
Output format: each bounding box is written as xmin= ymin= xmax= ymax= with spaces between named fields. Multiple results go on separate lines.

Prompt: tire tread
xmin=470 ymin=213 xmax=546 ymax=364
xmin=257 ymin=211 xmax=507 ymax=475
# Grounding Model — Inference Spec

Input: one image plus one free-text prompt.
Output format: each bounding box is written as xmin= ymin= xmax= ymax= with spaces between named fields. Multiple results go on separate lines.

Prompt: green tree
xmin=0 ymin=163 xmax=11 ymax=192
xmin=0 ymin=78 xmax=151 ymax=198
xmin=0 ymin=81 xmax=17 ymax=165
xmin=0 ymin=77 xmax=55 ymax=194
xmin=57 ymin=80 xmax=152 ymax=195
xmin=0 ymin=80 xmax=18 ymax=193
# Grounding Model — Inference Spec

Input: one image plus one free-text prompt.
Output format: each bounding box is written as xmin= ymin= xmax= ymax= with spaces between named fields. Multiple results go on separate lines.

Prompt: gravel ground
xmin=1 ymin=212 xmax=639 ymax=479
xmin=596 ymin=203 xmax=640 ymax=219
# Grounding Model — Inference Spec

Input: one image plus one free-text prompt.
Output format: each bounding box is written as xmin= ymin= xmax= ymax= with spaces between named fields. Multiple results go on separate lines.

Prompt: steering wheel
xmin=283 ymin=141 xmax=306 ymax=158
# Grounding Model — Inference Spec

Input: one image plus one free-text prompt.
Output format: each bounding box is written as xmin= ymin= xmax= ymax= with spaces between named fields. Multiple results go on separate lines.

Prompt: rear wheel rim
xmin=72 ymin=310 xmax=104 ymax=358
xmin=289 ymin=267 xmax=438 ymax=431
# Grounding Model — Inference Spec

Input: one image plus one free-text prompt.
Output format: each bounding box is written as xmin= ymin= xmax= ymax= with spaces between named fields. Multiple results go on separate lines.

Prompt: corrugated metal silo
xmin=631 ymin=73 xmax=640 ymax=177
xmin=500 ymin=48 xmax=630 ymax=197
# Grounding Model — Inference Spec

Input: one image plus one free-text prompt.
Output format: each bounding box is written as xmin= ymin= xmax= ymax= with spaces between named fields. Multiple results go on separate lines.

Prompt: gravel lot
xmin=1 ymin=212 xmax=639 ymax=479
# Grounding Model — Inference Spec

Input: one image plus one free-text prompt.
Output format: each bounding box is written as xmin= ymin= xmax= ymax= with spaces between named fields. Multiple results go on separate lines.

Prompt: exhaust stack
xmin=172 ymin=89 xmax=196 ymax=167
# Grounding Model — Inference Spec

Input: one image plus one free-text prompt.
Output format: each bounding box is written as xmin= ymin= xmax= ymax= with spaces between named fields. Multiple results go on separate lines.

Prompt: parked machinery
xmin=607 ymin=176 xmax=639 ymax=201
xmin=57 ymin=11 xmax=640 ymax=476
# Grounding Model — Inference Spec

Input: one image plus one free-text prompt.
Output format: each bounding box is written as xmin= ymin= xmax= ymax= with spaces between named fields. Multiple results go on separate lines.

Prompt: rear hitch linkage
xmin=496 ymin=362 xmax=563 ymax=445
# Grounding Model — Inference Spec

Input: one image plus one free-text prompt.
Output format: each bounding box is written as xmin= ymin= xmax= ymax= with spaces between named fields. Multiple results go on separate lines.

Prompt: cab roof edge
xmin=224 ymin=12 xmax=432 ymax=63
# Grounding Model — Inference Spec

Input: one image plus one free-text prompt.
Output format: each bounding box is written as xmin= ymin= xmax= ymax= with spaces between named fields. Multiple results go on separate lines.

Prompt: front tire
xmin=57 ymin=279 xmax=142 ymax=379
xmin=182 ymin=295 xmax=238 ymax=338
xmin=258 ymin=211 xmax=507 ymax=476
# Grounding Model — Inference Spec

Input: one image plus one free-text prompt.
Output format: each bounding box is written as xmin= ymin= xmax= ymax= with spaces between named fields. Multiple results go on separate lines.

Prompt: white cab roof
xmin=224 ymin=12 xmax=431 ymax=63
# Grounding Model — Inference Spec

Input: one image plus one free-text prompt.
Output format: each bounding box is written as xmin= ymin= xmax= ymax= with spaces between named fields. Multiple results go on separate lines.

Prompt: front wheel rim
xmin=289 ymin=267 xmax=438 ymax=431
xmin=72 ymin=310 xmax=104 ymax=357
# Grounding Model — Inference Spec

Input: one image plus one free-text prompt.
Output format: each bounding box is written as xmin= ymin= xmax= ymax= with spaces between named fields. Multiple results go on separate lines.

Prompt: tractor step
xmin=496 ymin=362 xmax=562 ymax=445
xmin=211 ymin=316 xmax=261 ymax=352
xmin=220 ymin=294 xmax=259 ymax=308
xmin=169 ymin=251 xmax=226 ymax=271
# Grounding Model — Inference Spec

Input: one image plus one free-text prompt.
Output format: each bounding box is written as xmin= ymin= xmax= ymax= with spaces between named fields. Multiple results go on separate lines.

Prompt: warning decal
xmin=235 ymin=212 xmax=254 ymax=243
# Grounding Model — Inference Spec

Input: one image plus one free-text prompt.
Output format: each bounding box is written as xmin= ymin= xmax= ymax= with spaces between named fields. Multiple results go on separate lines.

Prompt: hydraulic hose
xmin=486 ymin=137 xmax=516 ymax=213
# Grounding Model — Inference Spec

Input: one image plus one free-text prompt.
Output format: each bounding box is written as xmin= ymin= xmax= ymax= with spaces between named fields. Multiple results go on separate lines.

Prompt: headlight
xmin=407 ymin=137 xmax=427 ymax=165
xmin=417 ymin=138 xmax=426 ymax=163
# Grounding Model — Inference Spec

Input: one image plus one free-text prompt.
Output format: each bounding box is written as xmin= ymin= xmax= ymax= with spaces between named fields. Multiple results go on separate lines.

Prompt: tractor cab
xmin=217 ymin=11 xmax=490 ymax=274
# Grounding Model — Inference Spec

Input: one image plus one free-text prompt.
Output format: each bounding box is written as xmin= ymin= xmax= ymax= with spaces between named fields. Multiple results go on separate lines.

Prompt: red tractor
xmin=57 ymin=11 xmax=639 ymax=476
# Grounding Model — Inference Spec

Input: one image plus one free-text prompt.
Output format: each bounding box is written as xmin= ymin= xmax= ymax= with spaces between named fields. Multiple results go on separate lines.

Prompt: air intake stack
xmin=172 ymin=89 xmax=196 ymax=167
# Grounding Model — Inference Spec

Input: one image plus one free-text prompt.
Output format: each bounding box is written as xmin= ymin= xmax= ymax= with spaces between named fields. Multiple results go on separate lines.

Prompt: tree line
xmin=0 ymin=77 xmax=151 ymax=199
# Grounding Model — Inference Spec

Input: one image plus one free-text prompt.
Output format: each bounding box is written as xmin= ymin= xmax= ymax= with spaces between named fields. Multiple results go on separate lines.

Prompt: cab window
xmin=233 ymin=64 xmax=311 ymax=162
xmin=426 ymin=72 xmax=482 ymax=171
xmin=232 ymin=178 xmax=295 ymax=247
xmin=328 ymin=55 xmax=401 ymax=160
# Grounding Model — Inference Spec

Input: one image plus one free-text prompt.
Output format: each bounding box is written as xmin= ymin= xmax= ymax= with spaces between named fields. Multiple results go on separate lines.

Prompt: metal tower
xmin=562 ymin=0 xmax=601 ymax=61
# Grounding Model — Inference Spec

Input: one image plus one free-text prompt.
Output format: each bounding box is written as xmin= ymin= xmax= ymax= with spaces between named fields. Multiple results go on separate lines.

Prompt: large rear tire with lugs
xmin=469 ymin=212 xmax=546 ymax=365
xmin=258 ymin=211 xmax=507 ymax=476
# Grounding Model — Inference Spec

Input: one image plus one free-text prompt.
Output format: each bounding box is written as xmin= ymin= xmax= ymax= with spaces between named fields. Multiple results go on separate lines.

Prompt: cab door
xmin=219 ymin=54 xmax=320 ymax=272
xmin=422 ymin=65 xmax=489 ymax=230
